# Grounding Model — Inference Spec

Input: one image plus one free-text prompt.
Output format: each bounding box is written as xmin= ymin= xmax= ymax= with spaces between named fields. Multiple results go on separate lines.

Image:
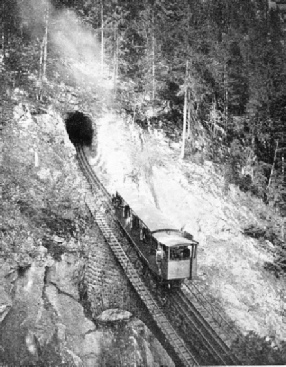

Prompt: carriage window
xmin=170 ymin=247 xmax=190 ymax=260
xmin=162 ymin=245 xmax=167 ymax=258
xmin=123 ymin=205 xmax=130 ymax=218
xmin=112 ymin=194 xmax=122 ymax=207
xmin=192 ymin=244 xmax=197 ymax=259
xmin=183 ymin=247 xmax=190 ymax=258
xmin=156 ymin=244 xmax=167 ymax=259
xmin=132 ymin=215 xmax=139 ymax=229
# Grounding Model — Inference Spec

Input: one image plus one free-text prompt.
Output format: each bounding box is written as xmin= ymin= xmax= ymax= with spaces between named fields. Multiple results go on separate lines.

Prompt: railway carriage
xmin=65 ymin=111 xmax=198 ymax=286
xmin=112 ymin=192 xmax=198 ymax=287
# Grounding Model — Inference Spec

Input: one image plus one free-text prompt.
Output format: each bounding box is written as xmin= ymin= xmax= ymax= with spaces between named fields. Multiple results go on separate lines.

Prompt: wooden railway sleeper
xmin=178 ymin=288 xmax=233 ymax=358
xmin=77 ymin=148 xmax=199 ymax=366
xmin=97 ymin=229 xmax=197 ymax=365
xmin=174 ymin=291 xmax=228 ymax=355
xmin=170 ymin=292 xmax=235 ymax=366
xmin=185 ymin=283 xmax=239 ymax=344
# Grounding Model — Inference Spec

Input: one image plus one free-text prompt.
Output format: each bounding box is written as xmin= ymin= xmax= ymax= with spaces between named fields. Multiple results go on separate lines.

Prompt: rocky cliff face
xmin=0 ymin=105 xmax=175 ymax=366
xmin=0 ymin=244 xmax=173 ymax=366
xmin=0 ymin=246 xmax=94 ymax=366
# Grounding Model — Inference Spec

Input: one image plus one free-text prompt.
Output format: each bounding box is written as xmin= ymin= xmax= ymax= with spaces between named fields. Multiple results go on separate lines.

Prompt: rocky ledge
xmin=0 ymin=245 xmax=173 ymax=366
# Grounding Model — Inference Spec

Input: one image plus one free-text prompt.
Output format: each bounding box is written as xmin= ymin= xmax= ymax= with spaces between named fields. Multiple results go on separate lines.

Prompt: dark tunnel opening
xmin=64 ymin=111 xmax=94 ymax=147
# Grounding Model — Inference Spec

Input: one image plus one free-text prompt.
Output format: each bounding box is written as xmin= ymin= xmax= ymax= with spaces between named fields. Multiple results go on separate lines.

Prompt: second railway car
xmin=112 ymin=192 xmax=198 ymax=287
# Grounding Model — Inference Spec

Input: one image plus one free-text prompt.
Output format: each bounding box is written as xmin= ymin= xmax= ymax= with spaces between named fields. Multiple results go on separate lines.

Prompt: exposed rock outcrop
xmin=0 ymin=249 xmax=102 ymax=366
xmin=0 ymin=246 xmax=174 ymax=366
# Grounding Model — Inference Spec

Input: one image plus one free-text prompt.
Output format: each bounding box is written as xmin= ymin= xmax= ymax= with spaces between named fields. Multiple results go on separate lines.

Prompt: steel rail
xmin=76 ymin=146 xmax=198 ymax=367
xmin=172 ymin=287 xmax=241 ymax=365
xmin=76 ymin=145 xmax=242 ymax=366
xmin=183 ymin=282 xmax=241 ymax=347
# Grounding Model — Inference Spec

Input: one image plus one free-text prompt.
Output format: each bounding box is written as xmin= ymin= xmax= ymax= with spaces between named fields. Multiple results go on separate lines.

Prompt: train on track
xmin=111 ymin=191 xmax=198 ymax=287
xmin=65 ymin=110 xmax=199 ymax=287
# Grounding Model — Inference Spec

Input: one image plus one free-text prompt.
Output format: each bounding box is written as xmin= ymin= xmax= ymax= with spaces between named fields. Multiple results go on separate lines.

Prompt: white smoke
xmin=17 ymin=0 xmax=48 ymax=35
xmin=17 ymin=0 xmax=113 ymax=92
xmin=51 ymin=10 xmax=103 ymax=87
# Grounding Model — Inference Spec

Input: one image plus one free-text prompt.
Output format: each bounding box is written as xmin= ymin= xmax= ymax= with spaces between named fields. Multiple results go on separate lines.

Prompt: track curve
xmin=76 ymin=145 xmax=242 ymax=366
xmin=77 ymin=145 xmax=198 ymax=367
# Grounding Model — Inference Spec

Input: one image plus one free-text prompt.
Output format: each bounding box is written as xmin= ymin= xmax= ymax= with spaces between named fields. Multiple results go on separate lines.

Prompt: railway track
xmin=77 ymin=146 xmax=198 ymax=367
xmin=76 ymin=145 xmax=242 ymax=366
xmin=170 ymin=287 xmax=241 ymax=365
xmin=183 ymin=281 xmax=241 ymax=348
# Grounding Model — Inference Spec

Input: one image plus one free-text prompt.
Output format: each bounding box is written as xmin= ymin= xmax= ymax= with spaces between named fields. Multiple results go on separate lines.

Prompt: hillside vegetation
xmin=0 ymin=0 xmax=286 ymax=365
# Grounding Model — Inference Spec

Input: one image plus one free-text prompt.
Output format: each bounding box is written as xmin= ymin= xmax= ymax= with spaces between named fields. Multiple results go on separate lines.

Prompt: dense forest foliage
xmin=1 ymin=1 xmax=286 ymax=364
xmin=1 ymin=0 xmax=286 ymax=216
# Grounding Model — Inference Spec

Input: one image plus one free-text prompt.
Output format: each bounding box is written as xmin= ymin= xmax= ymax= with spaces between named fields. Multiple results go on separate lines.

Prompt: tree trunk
xmin=38 ymin=1 xmax=49 ymax=99
xmin=187 ymin=89 xmax=191 ymax=139
xmin=101 ymin=0 xmax=104 ymax=75
xmin=224 ymin=62 xmax=229 ymax=131
xmin=180 ymin=61 xmax=189 ymax=159
xmin=42 ymin=2 xmax=49 ymax=81
xmin=1 ymin=1 xmax=4 ymax=57
xmin=267 ymin=140 xmax=279 ymax=190
xmin=113 ymin=29 xmax=118 ymax=93
xmin=152 ymin=10 xmax=156 ymax=101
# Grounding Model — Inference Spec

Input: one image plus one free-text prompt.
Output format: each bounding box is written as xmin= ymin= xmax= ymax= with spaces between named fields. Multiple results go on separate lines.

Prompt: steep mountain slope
xmin=0 ymin=105 xmax=174 ymax=367
xmin=89 ymin=112 xmax=286 ymax=348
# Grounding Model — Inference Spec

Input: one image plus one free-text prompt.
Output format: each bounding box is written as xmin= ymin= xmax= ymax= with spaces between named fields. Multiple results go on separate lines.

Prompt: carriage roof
xmin=113 ymin=190 xmax=197 ymax=246
xmin=152 ymin=231 xmax=196 ymax=248
xmin=118 ymin=190 xmax=178 ymax=232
